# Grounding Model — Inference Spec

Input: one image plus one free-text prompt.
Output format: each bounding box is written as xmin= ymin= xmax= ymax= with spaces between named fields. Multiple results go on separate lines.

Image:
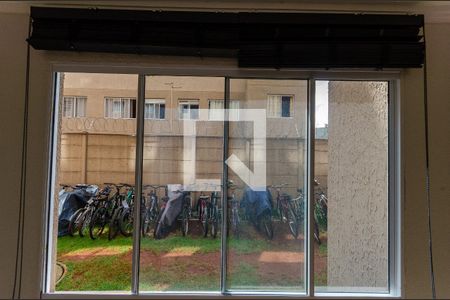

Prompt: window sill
xmin=42 ymin=291 xmax=400 ymax=299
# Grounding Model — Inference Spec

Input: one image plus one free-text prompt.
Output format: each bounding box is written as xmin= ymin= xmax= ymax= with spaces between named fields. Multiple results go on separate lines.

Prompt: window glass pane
xmin=209 ymin=100 xmax=224 ymax=120
xmin=229 ymin=100 xmax=240 ymax=121
xmin=267 ymin=95 xmax=280 ymax=117
xmin=113 ymin=99 xmax=122 ymax=118
xmin=130 ymin=99 xmax=137 ymax=118
xmin=149 ymin=103 xmax=156 ymax=119
xmin=63 ymin=97 xmax=74 ymax=117
xmin=144 ymin=103 xmax=151 ymax=119
xmin=75 ymin=97 xmax=86 ymax=117
xmin=160 ymin=104 xmax=165 ymax=119
xmin=140 ymin=76 xmax=224 ymax=292
xmin=179 ymin=103 xmax=189 ymax=119
xmin=122 ymin=99 xmax=130 ymax=118
xmin=190 ymin=104 xmax=199 ymax=119
xmin=314 ymin=80 xmax=388 ymax=293
xmin=281 ymin=96 xmax=291 ymax=117
xmin=50 ymin=73 xmax=138 ymax=292
xmin=227 ymin=79 xmax=308 ymax=292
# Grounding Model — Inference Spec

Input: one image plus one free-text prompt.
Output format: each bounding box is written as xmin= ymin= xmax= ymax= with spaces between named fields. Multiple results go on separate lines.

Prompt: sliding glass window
xmin=139 ymin=76 xmax=224 ymax=292
xmin=48 ymin=73 xmax=137 ymax=292
xmin=46 ymin=73 xmax=394 ymax=297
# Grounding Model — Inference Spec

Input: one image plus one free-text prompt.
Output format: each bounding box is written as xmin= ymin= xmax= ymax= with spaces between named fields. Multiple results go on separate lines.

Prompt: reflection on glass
xmin=226 ymin=79 xmax=308 ymax=292
xmin=314 ymin=80 xmax=389 ymax=293
xmin=52 ymin=73 xmax=137 ymax=291
xmin=139 ymin=76 xmax=224 ymax=292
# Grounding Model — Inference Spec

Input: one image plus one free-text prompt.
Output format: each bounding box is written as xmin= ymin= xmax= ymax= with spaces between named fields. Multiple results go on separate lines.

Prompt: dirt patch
xmin=136 ymin=250 xmax=221 ymax=277
xmin=60 ymin=247 xmax=125 ymax=261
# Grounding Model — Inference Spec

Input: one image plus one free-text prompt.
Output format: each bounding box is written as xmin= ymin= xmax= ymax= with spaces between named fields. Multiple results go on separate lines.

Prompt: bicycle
xmin=197 ymin=183 xmax=221 ymax=238
xmin=180 ymin=189 xmax=192 ymax=237
xmin=197 ymin=191 xmax=212 ymax=237
xmin=209 ymin=190 xmax=220 ymax=238
xmin=89 ymin=183 xmax=123 ymax=240
xmin=141 ymin=185 xmax=165 ymax=237
xmin=269 ymin=183 xmax=299 ymax=239
xmin=313 ymin=180 xmax=328 ymax=244
xmin=108 ymin=184 xmax=129 ymax=240
xmin=118 ymin=184 xmax=135 ymax=237
xmin=77 ymin=185 xmax=111 ymax=237
xmin=227 ymin=180 xmax=241 ymax=238
xmin=292 ymin=180 xmax=328 ymax=245
xmin=66 ymin=184 xmax=93 ymax=237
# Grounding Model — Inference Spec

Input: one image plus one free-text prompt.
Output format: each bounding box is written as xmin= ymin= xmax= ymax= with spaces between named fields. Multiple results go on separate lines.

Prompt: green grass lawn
xmin=56 ymin=227 xmax=322 ymax=292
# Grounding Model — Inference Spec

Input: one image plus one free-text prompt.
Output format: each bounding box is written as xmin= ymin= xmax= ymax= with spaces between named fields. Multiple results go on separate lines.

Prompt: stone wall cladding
xmin=327 ymin=81 xmax=388 ymax=289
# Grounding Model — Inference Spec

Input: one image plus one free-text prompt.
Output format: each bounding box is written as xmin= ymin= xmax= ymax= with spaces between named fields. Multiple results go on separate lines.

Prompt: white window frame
xmin=43 ymin=69 xmax=401 ymax=299
xmin=104 ymin=97 xmax=136 ymax=119
xmin=267 ymin=94 xmax=294 ymax=118
xmin=178 ymin=99 xmax=199 ymax=120
xmin=62 ymin=96 xmax=86 ymax=118
xmin=145 ymin=99 xmax=166 ymax=120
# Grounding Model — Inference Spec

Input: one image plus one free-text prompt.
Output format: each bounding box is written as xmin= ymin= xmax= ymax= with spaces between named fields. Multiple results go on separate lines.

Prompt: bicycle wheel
xmin=313 ymin=220 xmax=321 ymax=245
xmin=90 ymin=207 xmax=107 ymax=240
xmin=210 ymin=206 xmax=218 ymax=238
xmin=153 ymin=207 xmax=165 ymax=239
xmin=181 ymin=207 xmax=189 ymax=237
xmin=231 ymin=208 xmax=240 ymax=238
xmin=79 ymin=209 xmax=93 ymax=237
xmin=287 ymin=204 xmax=299 ymax=239
xmin=119 ymin=208 xmax=133 ymax=237
xmin=261 ymin=212 xmax=274 ymax=240
xmin=200 ymin=203 xmax=208 ymax=238
xmin=277 ymin=199 xmax=284 ymax=222
xmin=141 ymin=209 xmax=151 ymax=237
xmin=108 ymin=207 xmax=122 ymax=240
xmin=68 ymin=208 xmax=85 ymax=237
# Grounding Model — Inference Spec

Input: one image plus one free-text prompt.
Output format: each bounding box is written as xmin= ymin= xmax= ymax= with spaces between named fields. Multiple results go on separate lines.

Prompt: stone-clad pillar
xmin=327 ymin=81 xmax=388 ymax=290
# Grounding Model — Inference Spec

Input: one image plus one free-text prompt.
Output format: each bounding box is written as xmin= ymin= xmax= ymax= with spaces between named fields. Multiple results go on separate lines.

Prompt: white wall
xmin=0 ymin=3 xmax=449 ymax=299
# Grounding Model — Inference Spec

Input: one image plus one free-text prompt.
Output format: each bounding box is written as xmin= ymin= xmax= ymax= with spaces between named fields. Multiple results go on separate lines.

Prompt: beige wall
xmin=0 ymin=12 xmax=28 ymax=298
xmin=59 ymin=133 xmax=306 ymax=201
xmin=0 ymin=3 xmax=449 ymax=299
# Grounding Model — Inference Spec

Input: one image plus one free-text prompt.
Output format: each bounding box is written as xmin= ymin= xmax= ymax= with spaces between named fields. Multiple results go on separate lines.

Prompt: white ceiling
xmin=1 ymin=0 xmax=450 ymax=23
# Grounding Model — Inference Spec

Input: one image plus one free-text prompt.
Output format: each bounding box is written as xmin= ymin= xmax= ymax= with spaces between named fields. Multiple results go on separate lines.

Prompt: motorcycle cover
xmin=154 ymin=184 xmax=189 ymax=239
xmin=240 ymin=186 xmax=273 ymax=221
xmin=57 ymin=185 xmax=98 ymax=236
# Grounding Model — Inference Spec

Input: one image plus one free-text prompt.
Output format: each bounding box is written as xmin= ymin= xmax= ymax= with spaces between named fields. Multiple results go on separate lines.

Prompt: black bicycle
xmin=209 ymin=190 xmax=220 ymax=238
xmin=197 ymin=191 xmax=211 ymax=237
xmin=180 ymin=190 xmax=192 ymax=237
xmin=142 ymin=185 xmax=165 ymax=237
xmin=227 ymin=181 xmax=241 ymax=238
xmin=77 ymin=186 xmax=111 ymax=237
xmin=270 ymin=183 xmax=299 ymax=239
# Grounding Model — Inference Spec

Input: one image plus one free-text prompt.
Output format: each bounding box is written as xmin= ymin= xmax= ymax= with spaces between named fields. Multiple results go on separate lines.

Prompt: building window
xmin=267 ymin=95 xmax=293 ymax=118
xmin=145 ymin=99 xmax=166 ymax=119
xmin=178 ymin=99 xmax=199 ymax=120
xmin=208 ymin=100 xmax=240 ymax=121
xmin=62 ymin=96 xmax=86 ymax=117
xmin=105 ymin=97 xmax=137 ymax=118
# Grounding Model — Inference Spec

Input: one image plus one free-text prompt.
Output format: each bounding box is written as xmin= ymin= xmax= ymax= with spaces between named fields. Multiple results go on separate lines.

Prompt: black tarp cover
xmin=57 ymin=186 xmax=98 ymax=236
